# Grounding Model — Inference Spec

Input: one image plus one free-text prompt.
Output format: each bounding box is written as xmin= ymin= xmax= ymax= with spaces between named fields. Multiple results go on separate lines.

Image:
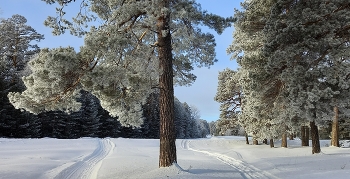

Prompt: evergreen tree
xmin=182 ymin=102 xmax=192 ymax=138
xmin=197 ymin=119 xmax=210 ymax=138
xmin=74 ymin=90 xmax=100 ymax=137
xmin=174 ymin=97 xmax=186 ymax=138
xmin=0 ymin=14 xmax=44 ymax=138
xmin=215 ymin=118 xmax=237 ymax=136
xmin=215 ymin=68 xmax=242 ymax=121
xmin=97 ymin=112 xmax=122 ymax=138
xmin=9 ymin=0 xmax=232 ymax=167
xmin=209 ymin=121 xmax=217 ymax=136
xmin=227 ymin=0 xmax=283 ymax=143
xmin=141 ymin=91 xmax=160 ymax=139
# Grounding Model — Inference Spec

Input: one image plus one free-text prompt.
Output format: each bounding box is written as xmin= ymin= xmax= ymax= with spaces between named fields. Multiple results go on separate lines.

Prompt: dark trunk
xmin=305 ymin=126 xmax=309 ymax=146
xmin=301 ymin=126 xmax=309 ymax=146
xmin=253 ymin=139 xmax=258 ymax=145
xmin=281 ymin=132 xmax=287 ymax=148
xmin=301 ymin=126 xmax=305 ymax=146
xmin=270 ymin=139 xmax=274 ymax=148
xmin=331 ymin=106 xmax=340 ymax=147
xmin=281 ymin=124 xmax=287 ymax=148
xmin=263 ymin=138 xmax=268 ymax=144
xmin=245 ymin=131 xmax=249 ymax=144
xmin=157 ymin=0 xmax=177 ymax=167
xmin=310 ymin=121 xmax=321 ymax=154
xmin=289 ymin=133 xmax=294 ymax=140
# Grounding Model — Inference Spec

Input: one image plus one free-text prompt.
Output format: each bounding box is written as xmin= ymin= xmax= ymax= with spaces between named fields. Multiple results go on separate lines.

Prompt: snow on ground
xmin=0 ymin=136 xmax=349 ymax=179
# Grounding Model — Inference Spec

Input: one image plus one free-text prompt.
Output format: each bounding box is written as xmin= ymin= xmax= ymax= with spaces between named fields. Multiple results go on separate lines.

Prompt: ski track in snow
xmin=181 ymin=139 xmax=279 ymax=179
xmin=53 ymin=138 xmax=114 ymax=179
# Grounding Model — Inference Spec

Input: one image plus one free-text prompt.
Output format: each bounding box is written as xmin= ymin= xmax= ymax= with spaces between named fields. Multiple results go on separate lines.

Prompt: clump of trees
xmin=216 ymin=0 xmax=350 ymax=153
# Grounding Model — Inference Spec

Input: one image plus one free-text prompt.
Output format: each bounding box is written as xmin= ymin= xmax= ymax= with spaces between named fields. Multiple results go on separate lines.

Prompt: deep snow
xmin=0 ymin=136 xmax=349 ymax=179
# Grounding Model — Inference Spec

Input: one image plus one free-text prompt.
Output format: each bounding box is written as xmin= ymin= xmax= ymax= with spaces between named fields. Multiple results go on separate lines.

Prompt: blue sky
xmin=1 ymin=0 xmax=242 ymax=122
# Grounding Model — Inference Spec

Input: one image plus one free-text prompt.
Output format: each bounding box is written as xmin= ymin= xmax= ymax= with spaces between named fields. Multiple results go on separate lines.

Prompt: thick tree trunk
xmin=281 ymin=124 xmax=287 ymax=148
xmin=157 ymin=0 xmax=177 ymax=167
xmin=331 ymin=106 xmax=340 ymax=147
xmin=301 ymin=126 xmax=309 ymax=146
xmin=305 ymin=126 xmax=309 ymax=146
xmin=310 ymin=121 xmax=321 ymax=154
xmin=281 ymin=133 xmax=287 ymax=148
xmin=270 ymin=139 xmax=274 ymax=148
xmin=245 ymin=131 xmax=249 ymax=144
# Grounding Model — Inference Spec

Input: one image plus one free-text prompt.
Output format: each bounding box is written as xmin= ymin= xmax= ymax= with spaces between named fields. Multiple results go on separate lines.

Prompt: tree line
xmin=1 ymin=89 xmax=209 ymax=139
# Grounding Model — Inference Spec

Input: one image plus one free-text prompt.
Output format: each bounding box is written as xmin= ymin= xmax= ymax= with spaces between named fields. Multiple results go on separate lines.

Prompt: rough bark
xmin=301 ymin=126 xmax=309 ymax=146
xmin=281 ymin=124 xmax=288 ymax=148
xmin=310 ymin=121 xmax=321 ymax=154
xmin=270 ymin=139 xmax=274 ymax=148
xmin=157 ymin=0 xmax=177 ymax=167
xmin=281 ymin=133 xmax=287 ymax=148
xmin=253 ymin=139 xmax=258 ymax=145
xmin=245 ymin=131 xmax=249 ymax=144
xmin=305 ymin=126 xmax=309 ymax=146
xmin=331 ymin=106 xmax=340 ymax=147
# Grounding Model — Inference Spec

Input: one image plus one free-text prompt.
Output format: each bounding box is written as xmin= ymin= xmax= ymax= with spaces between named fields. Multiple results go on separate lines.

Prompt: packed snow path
xmin=181 ymin=139 xmax=279 ymax=179
xmin=53 ymin=138 xmax=114 ymax=179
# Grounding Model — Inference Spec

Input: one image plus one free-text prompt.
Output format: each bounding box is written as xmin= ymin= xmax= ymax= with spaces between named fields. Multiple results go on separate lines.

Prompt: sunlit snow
xmin=0 ymin=136 xmax=349 ymax=179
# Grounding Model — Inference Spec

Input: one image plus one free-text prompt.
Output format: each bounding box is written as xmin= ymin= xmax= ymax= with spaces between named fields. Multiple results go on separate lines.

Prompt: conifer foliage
xmin=218 ymin=0 xmax=350 ymax=153
xmin=0 ymin=14 xmax=44 ymax=138
xmin=8 ymin=0 xmax=232 ymax=167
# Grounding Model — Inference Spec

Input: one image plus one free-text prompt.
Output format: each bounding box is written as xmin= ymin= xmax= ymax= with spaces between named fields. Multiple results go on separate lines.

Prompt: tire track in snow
xmin=182 ymin=139 xmax=279 ymax=179
xmin=54 ymin=138 xmax=114 ymax=179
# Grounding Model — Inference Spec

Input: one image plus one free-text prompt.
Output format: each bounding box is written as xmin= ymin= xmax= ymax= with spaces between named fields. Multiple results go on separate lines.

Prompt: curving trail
xmin=53 ymin=138 xmax=114 ymax=179
xmin=181 ymin=139 xmax=279 ymax=179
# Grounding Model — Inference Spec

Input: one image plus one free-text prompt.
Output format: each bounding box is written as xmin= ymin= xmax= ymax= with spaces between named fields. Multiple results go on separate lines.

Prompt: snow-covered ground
xmin=0 ymin=136 xmax=349 ymax=179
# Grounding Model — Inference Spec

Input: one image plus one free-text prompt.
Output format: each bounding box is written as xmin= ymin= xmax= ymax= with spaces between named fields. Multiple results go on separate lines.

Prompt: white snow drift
xmin=0 ymin=136 xmax=349 ymax=179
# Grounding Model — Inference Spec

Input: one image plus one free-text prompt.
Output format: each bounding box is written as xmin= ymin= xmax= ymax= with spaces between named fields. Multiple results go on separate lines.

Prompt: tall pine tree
xmin=9 ymin=0 xmax=232 ymax=167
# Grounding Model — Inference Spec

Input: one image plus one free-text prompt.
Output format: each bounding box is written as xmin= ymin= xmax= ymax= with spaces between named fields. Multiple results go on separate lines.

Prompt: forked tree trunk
xmin=310 ymin=121 xmax=321 ymax=154
xmin=245 ymin=131 xmax=249 ymax=144
xmin=270 ymin=139 xmax=274 ymax=148
xmin=157 ymin=0 xmax=177 ymax=167
xmin=281 ymin=133 xmax=287 ymax=148
xmin=331 ymin=106 xmax=340 ymax=147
